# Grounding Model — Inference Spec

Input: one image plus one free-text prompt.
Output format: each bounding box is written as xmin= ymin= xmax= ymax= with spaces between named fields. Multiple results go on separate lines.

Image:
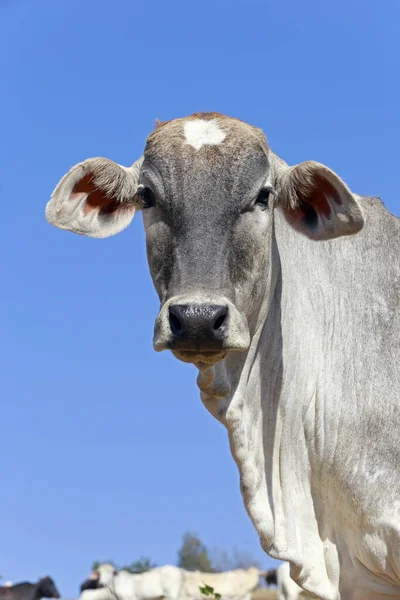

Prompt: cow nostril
xmin=169 ymin=310 xmax=183 ymax=336
xmin=168 ymin=304 xmax=228 ymax=342
xmin=213 ymin=312 xmax=227 ymax=331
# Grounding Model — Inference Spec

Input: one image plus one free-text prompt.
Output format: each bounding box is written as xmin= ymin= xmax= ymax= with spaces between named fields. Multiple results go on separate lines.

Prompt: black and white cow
xmin=0 ymin=577 xmax=61 ymax=600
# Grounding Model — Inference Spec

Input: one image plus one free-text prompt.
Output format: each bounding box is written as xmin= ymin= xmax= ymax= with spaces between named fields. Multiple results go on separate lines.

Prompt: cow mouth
xmin=171 ymin=349 xmax=229 ymax=365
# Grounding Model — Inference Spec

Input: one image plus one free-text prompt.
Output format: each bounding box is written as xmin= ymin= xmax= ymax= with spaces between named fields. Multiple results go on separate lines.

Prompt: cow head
xmin=36 ymin=577 xmax=61 ymax=599
xmin=46 ymin=113 xmax=364 ymax=367
xmin=80 ymin=570 xmax=102 ymax=593
xmin=92 ymin=565 xmax=116 ymax=587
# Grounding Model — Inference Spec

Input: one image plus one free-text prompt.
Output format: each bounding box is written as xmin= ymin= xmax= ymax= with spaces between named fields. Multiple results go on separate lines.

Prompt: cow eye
xmin=255 ymin=188 xmax=270 ymax=209
xmin=137 ymin=185 xmax=156 ymax=209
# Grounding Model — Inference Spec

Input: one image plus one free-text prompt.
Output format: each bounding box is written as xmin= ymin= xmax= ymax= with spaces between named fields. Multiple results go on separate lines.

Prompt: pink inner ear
xmin=303 ymin=192 xmax=332 ymax=219
xmin=298 ymin=171 xmax=342 ymax=220
xmin=71 ymin=173 xmax=117 ymax=216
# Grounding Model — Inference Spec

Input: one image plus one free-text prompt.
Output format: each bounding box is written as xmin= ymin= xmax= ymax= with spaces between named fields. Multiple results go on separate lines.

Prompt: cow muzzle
xmin=153 ymin=296 xmax=250 ymax=365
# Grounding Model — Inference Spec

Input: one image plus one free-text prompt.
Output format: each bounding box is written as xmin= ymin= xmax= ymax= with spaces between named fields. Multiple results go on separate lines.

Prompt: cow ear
xmin=276 ymin=161 xmax=364 ymax=240
xmin=46 ymin=157 xmax=143 ymax=238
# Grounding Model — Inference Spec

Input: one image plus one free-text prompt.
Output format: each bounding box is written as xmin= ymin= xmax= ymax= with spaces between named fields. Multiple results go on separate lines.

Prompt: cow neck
xmin=198 ymin=211 xmax=341 ymax=600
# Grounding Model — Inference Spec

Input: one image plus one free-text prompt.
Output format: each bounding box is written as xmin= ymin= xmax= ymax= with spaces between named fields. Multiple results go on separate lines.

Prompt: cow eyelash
xmin=137 ymin=185 xmax=156 ymax=209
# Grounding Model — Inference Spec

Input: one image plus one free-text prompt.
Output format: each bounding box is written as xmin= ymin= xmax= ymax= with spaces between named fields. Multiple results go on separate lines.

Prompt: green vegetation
xmin=177 ymin=532 xmax=214 ymax=572
xmin=199 ymin=584 xmax=221 ymax=599
xmin=121 ymin=557 xmax=157 ymax=574
xmin=92 ymin=557 xmax=156 ymax=573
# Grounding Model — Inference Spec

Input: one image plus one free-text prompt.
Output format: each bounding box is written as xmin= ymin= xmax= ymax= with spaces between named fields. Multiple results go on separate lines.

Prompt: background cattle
xmin=80 ymin=562 xmax=265 ymax=600
xmin=0 ymin=577 xmax=61 ymax=600
xmin=80 ymin=564 xmax=182 ymax=600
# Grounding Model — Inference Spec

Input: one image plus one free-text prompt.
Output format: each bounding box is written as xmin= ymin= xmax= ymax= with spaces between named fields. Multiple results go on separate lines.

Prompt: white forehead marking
xmin=183 ymin=119 xmax=227 ymax=151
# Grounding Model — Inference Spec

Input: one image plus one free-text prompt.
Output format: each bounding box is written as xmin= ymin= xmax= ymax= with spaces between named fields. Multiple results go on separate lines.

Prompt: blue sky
xmin=0 ymin=0 xmax=398 ymax=596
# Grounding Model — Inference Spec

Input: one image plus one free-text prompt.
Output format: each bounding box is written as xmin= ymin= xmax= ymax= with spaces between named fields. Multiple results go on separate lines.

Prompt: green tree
xmin=211 ymin=548 xmax=262 ymax=572
xmin=91 ymin=560 xmax=117 ymax=570
xmin=91 ymin=557 xmax=156 ymax=574
xmin=177 ymin=532 xmax=214 ymax=572
xmin=121 ymin=557 xmax=157 ymax=573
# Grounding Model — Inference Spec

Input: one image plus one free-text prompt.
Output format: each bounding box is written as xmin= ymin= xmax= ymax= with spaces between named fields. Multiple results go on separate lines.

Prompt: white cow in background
xmin=79 ymin=563 xmax=263 ymax=600
xmin=80 ymin=564 xmax=181 ymax=600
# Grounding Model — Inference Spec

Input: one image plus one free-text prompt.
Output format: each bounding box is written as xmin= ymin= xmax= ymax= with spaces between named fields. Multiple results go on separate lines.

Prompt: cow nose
xmin=168 ymin=304 xmax=228 ymax=348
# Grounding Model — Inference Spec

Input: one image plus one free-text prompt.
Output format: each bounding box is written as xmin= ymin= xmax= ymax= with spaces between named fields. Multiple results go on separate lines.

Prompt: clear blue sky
xmin=0 ymin=0 xmax=398 ymax=596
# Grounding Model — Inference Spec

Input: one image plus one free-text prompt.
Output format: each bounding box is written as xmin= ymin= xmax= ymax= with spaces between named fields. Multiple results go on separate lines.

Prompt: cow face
xmin=141 ymin=115 xmax=273 ymax=365
xmin=46 ymin=113 xmax=364 ymax=367
xmin=37 ymin=577 xmax=61 ymax=599
xmin=80 ymin=571 xmax=101 ymax=593
xmin=79 ymin=565 xmax=117 ymax=594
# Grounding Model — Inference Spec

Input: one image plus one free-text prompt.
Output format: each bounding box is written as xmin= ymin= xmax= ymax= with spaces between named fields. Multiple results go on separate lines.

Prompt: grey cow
xmin=46 ymin=113 xmax=400 ymax=600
